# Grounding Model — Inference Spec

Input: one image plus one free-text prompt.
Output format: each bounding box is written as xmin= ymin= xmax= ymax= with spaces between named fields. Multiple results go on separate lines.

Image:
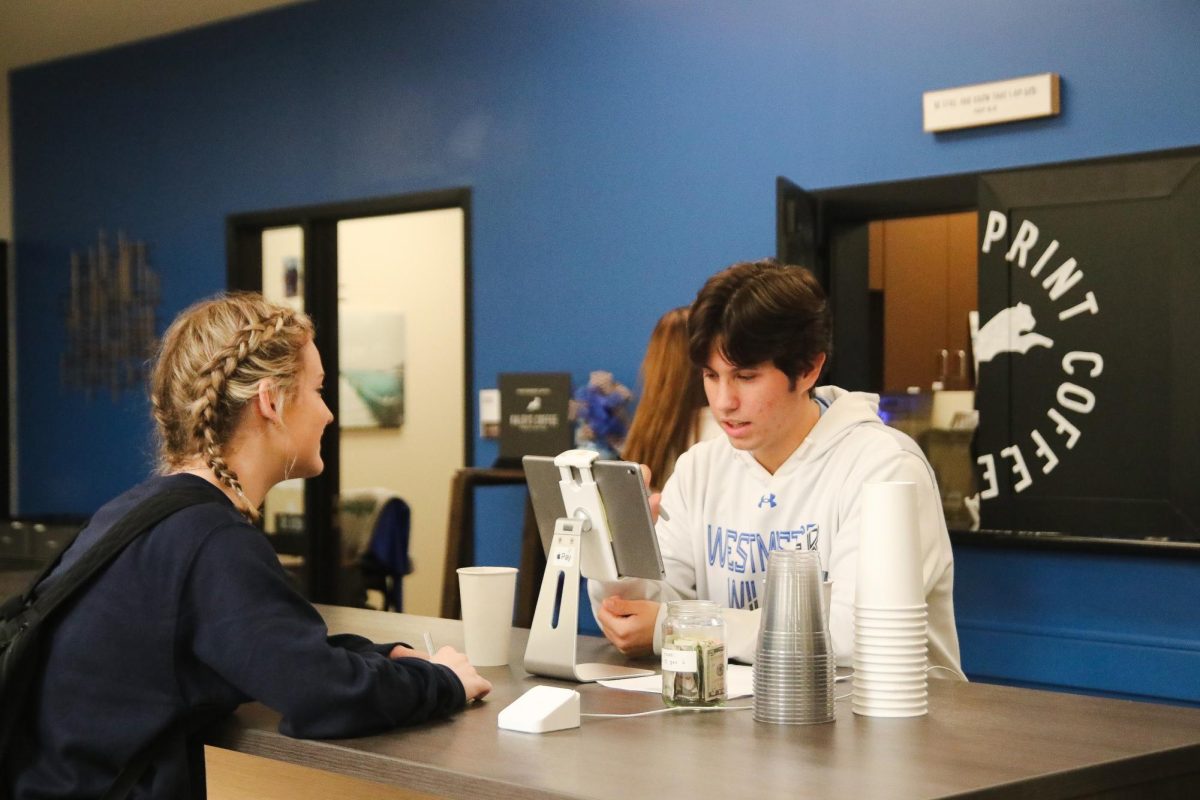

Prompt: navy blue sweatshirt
xmin=7 ymin=474 xmax=465 ymax=799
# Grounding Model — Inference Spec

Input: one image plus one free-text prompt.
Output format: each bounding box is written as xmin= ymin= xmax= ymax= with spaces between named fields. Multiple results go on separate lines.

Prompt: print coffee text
xmin=975 ymin=211 xmax=1103 ymax=499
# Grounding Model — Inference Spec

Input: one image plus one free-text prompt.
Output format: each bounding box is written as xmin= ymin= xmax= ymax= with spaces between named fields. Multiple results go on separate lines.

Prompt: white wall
xmin=337 ymin=208 xmax=465 ymax=616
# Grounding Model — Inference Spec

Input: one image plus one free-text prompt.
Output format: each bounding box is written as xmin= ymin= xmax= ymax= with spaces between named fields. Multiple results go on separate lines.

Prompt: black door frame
xmin=0 ymin=240 xmax=8 ymax=521
xmin=226 ymin=188 xmax=473 ymax=601
xmin=781 ymin=145 xmax=1200 ymax=347
xmin=778 ymin=144 xmax=1200 ymax=542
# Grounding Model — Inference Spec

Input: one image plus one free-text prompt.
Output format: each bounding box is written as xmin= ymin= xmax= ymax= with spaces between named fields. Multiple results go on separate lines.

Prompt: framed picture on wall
xmin=340 ymin=309 xmax=405 ymax=429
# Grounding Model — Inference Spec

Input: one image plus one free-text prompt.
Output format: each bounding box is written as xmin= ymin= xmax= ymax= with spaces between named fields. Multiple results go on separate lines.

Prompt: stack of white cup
xmin=852 ymin=481 xmax=928 ymax=718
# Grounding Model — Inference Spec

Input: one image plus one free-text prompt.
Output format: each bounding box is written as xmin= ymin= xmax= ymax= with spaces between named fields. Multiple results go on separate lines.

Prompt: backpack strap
xmin=29 ymin=486 xmax=221 ymax=619
xmin=90 ymin=489 xmax=237 ymax=800
xmin=0 ymin=522 xmax=87 ymax=620
xmin=3 ymin=485 xmax=226 ymax=800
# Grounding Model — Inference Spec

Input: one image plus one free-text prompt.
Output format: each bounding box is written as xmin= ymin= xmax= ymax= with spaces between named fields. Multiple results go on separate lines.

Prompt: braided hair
xmin=150 ymin=293 xmax=314 ymax=520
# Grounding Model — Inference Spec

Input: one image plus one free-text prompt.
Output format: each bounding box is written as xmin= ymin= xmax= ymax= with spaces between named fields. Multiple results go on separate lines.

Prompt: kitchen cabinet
xmin=872 ymin=212 xmax=977 ymax=392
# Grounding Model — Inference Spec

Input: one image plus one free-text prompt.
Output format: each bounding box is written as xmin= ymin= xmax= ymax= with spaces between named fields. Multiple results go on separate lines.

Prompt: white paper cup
xmin=855 ymin=634 xmax=927 ymax=649
xmin=854 ymin=660 xmax=928 ymax=674
xmin=856 ymin=482 xmax=924 ymax=608
xmin=855 ymin=632 xmax=928 ymax=648
xmin=854 ymin=648 xmax=928 ymax=663
xmin=855 ymin=623 xmax=927 ymax=636
xmin=852 ymin=701 xmax=928 ymax=718
xmin=856 ymin=624 xmax=928 ymax=635
xmin=854 ymin=621 xmax=928 ymax=635
xmin=851 ymin=685 xmax=928 ymax=701
xmin=456 ymin=566 xmax=517 ymax=666
xmin=854 ymin=661 xmax=930 ymax=677
xmin=852 ymin=695 xmax=928 ymax=710
xmin=852 ymin=676 xmax=928 ymax=692
xmin=855 ymin=648 xmax=927 ymax=661
xmin=855 ymin=604 xmax=928 ymax=617
xmin=853 ymin=684 xmax=927 ymax=696
xmin=855 ymin=612 xmax=928 ymax=625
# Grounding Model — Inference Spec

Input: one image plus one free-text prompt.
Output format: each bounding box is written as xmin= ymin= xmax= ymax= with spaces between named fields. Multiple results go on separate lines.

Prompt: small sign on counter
xmin=497 ymin=372 xmax=572 ymax=466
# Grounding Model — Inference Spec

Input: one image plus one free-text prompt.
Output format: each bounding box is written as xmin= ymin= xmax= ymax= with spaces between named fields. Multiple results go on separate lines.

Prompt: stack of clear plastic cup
xmin=852 ymin=481 xmax=928 ymax=718
xmin=753 ymin=549 xmax=835 ymax=725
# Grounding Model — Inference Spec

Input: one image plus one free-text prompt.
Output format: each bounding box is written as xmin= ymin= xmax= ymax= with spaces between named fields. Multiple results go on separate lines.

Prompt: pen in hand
xmin=423 ymin=631 xmax=435 ymax=657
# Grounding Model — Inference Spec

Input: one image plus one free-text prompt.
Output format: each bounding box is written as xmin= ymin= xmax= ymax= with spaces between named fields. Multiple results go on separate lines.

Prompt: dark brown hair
xmin=688 ymin=259 xmax=832 ymax=390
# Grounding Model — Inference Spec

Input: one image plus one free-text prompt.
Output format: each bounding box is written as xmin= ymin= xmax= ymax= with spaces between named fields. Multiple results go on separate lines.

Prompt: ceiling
xmin=0 ymin=0 xmax=308 ymax=71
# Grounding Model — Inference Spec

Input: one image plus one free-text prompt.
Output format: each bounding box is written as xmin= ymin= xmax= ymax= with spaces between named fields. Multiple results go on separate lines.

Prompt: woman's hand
xmin=388 ymin=644 xmax=429 ymax=660
xmin=430 ymin=645 xmax=492 ymax=702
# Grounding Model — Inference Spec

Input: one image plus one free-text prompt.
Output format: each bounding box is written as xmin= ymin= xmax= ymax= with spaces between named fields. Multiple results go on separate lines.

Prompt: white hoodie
xmin=589 ymin=386 xmax=963 ymax=676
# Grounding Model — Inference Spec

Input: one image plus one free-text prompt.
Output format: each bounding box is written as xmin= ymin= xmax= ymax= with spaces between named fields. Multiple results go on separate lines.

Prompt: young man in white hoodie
xmin=590 ymin=259 xmax=963 ymax=676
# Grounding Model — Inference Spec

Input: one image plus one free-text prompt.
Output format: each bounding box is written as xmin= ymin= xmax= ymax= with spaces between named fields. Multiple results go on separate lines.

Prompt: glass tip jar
xmin=661 ymin=599 xmax=727 ymax=707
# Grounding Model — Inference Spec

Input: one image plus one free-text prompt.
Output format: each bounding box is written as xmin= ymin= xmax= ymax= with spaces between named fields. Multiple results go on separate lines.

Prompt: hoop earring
xmin=283 ymin=453 xmax=298 ymax=483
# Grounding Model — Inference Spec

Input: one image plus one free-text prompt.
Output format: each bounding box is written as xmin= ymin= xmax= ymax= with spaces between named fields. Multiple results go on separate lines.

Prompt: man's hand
xmin=596 ymin=595 xmax=659 ymax=656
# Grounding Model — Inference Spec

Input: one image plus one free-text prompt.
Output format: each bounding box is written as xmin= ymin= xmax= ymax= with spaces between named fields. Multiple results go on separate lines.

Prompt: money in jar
xmin=661 ymin=599 xmax=726 ymax=707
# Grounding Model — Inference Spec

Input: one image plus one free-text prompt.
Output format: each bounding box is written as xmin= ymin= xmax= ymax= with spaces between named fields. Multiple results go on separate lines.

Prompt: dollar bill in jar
xmin=662 ymin=600 xmax=727 ymax=706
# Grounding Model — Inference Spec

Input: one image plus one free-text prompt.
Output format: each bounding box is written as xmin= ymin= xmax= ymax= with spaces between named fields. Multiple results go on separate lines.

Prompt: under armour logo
xmin=758 ymin=494 xmax=777 ymax=509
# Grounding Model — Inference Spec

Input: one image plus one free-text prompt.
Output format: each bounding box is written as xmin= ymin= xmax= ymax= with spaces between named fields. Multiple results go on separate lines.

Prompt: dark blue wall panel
xmin=955 ymin=544 xmax=1200 ymax=705
xmin=11 ymin=0 xmax=1200 ymax=689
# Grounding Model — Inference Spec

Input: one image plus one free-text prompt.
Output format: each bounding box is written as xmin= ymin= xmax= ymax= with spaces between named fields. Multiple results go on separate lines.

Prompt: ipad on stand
xmin=520 ymin=452 xmax=664 ymax=681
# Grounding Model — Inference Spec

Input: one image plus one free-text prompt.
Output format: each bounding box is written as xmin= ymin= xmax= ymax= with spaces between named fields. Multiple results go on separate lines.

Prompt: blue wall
xmin=11 ymin=0 xmax=1200 ymax=700
xmin=955 ymin=542 xmax=1200 ymax=706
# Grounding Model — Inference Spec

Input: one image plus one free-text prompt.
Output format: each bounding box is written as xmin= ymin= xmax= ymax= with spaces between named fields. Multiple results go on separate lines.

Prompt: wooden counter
xmin=207 ymin=605 xmax=1200 ymax=800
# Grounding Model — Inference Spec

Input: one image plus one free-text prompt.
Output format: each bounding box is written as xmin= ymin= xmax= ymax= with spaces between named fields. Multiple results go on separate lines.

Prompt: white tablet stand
xmin=523 ymin=450 xmax=655 ymax=682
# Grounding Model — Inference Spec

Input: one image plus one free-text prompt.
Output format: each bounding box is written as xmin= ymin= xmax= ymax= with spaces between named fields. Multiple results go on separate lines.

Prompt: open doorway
xmin=870 ymin=211 xmax=979 ymax=530
xmin=228 ymin=190 xmax=472 ymax=610
xmin=794 ymin=204 xmax=981 ymax=529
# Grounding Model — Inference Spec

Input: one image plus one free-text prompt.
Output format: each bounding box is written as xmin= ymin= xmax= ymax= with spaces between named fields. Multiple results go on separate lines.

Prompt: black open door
xmin=0 ymin=241 xmax=8 ymax=521
xmin=776 ymin=177 xmax=821 ymax=284
xmin=975 ymin=155 xmax=1200 ymax=537
xmin=777 ymin=177 xmax=864 ymax=385
xmin=227 ymin=216 xmax=341 ymax=602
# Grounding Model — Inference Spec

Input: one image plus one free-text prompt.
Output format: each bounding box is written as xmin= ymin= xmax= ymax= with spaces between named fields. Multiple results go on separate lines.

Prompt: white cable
xmin=925 ymin=664 xmax=967 ymax=680
xmin=582 ymin=704 xmax=753 ymax=719
xmin=588 ymin=668 xmax=959 ymax=719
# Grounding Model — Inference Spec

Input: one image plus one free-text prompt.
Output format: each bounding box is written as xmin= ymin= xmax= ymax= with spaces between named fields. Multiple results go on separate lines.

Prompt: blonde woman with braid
xmin=7 ymin=293 xmax=490 ymax=800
